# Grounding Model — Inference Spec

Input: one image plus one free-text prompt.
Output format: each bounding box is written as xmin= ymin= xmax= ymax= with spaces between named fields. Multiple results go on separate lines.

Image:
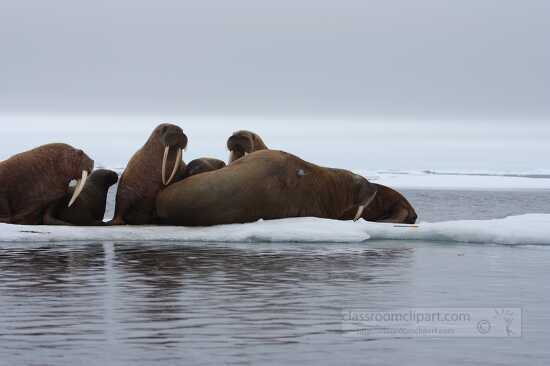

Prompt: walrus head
xmin=227 ymin=130 xmax=268 ymax=163
xmin=154 ymin=123 xmax=188 ymax=186
xmin=88 ymin=169 xmax=119 ymax=189
xmin=67 ymin=148 xmax=95 ymax=208
xmin=351 ymin=174 xmax=378 ymax=221
xmin=184 ymin=158 xmax=226 ymax=178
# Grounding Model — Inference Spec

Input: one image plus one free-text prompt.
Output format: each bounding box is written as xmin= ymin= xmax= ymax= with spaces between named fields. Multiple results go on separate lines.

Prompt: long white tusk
xmin=353 ymin=205 xmax=365 ymax=221
xmin=162 ymin=146 xmax=169 ymax=185
xmin=165 ymin=148 xmax=182 ymax=186
xmin=364 ymin=190 xmax=377 ymax=207
xmin=353 ymin=190 xmax=377 ymax=221
xmin=228 ymin=150 xmax=235 ymax=163
xmin=68 ymin=170 xmax=89 ymax=207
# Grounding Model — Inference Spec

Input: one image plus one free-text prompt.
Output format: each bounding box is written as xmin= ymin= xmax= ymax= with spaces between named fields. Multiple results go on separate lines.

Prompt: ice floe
xmin=1 ymin=214 xmax=549 ymax=245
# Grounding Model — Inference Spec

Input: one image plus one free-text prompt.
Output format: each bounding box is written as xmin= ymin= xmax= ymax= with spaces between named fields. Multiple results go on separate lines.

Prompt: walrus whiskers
xmin=68 ymin=170 xmax=89 ymax=208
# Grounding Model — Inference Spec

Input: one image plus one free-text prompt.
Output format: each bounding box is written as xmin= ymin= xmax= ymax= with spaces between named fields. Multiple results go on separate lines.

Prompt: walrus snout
xmin=77 ymin=150 xmax=95 ymax=175
xmin=157 ymin=124 xmax=187 ymax=186
xmin=406 ymin=211 xmax=418 ymax=224
xmin=68 ymin=152 xmax=95 ymax=208
xmin=226 ymin=130 xmax=269 ymax=164
xmin=159 ymin=125 xmax=188 ymax=150
xmin=227 ymin=134 xmax=252 ymax=163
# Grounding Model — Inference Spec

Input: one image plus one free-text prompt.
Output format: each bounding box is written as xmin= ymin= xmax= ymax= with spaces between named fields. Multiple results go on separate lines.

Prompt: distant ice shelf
xmin=1 ymin=214 xmax=549 ymax=245
xmin=369 ymin=171 xmax=550 ymax=190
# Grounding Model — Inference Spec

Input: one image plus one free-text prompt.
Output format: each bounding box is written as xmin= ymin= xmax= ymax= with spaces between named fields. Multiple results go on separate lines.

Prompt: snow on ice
xmin=1 ymin=214 xmax=549 ymax=245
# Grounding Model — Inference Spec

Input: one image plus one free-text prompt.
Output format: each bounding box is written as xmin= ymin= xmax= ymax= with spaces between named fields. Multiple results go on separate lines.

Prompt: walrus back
xmin=157 ymin=152 xmax=285 ymax=225
xmin=157 ymin=150 xmax=353 ymax=226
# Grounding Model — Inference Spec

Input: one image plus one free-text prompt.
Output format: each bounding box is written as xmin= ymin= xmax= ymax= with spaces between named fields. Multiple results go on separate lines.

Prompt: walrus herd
xmin=0 ymin=123 xmax=417 ymax=227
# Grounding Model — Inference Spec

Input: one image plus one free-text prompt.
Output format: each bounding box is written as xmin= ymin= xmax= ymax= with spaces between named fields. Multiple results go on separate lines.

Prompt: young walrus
xmin=111 ymin=123 xmax=188 ymax=225
xmin=224 ymin=130 xmax=418 ymax=224
xmin=0 ymin=143 xmax=94 ymax=225
xmin=43 ymin=169 xmax=119 ymax=226
xmin=183 ymin=158 xmax=226 ymax=178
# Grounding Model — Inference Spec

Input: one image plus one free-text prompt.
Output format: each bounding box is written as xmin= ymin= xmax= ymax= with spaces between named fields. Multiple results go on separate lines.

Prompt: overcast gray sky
xmin=1 ymin=0 xmax=548 ymax=119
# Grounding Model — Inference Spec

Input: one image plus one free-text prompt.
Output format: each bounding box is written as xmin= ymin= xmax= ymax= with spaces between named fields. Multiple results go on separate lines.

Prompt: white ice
xmin=1 ymin=214 xmax=549 ymax=245
xmin=370 ymin=171 xmax=550 ymax=190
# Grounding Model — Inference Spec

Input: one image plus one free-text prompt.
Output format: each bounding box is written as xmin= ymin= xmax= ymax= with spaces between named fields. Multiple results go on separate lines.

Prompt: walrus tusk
xmin=228 ymin=150 xmax=236 ymax=163
xmin=353 ymin=190 xmax=378 ymax=221
xmin=68 ymin=170 xmax=88 ymax=208
xmin=165 ymin=148 xmax=182 ymax=186
xmin=162 ymin=146 xmax=169 ymax=185
xmin=353 ymin=205 xmax=366 ymax=221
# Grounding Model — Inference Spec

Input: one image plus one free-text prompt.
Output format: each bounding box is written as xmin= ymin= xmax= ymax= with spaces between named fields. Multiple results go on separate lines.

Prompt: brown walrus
xmin=225 ymin=130 xmax=418 ymax=224
xmin=340 ymin=184 xmax=417 ymax=224
xmin=227 ymin=130 xmax=268 ymax=163
xmin=43 ymin=169 xmax=119 ymax=226
xmin=183 ymin=158 xmax=226 ymax=178
xmin=111 ymin=123 xmax=188 ymax=225
xmin=156 ymin=150 xmax=378 ymax=226
xmin=0 ymin=143 xmax=94 ymax=225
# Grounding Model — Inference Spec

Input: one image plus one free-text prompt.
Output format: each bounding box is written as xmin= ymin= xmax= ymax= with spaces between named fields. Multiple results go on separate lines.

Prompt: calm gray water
xmin=1 ymin=189 xmax=550 ymax=366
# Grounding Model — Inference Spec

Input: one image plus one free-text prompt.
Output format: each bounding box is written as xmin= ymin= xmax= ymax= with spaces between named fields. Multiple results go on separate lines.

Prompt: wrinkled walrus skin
xmin=43 ymin=169 xmax=119 ymax=226
xmin=183 ymin=158 xmax=226 ymax=178
xmin=0 ymin=143 xmax=94 ymax=225
xmin=225 ymin=130 xmax=418 ymax=224
xmin=111 ymin=123 xmax=188 ymax=225
xmin=156 ymin=150 xmax=378 ymax=226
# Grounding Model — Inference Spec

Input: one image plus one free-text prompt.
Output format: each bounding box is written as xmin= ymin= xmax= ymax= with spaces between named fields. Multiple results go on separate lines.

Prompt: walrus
xmin=183 ymin=158 xmax=226 ymax=178
xmin=43 ymin=169 xmax=119 ymax=226
xmin=0 ymin=143 xmax=94 ymax=225
xmin=111 ymin=123 xmax=188 ymax=225
xmin=227 ymin=130 xmax=268 ymax=163
xmin=156 ymin=150 xmax=378 ymax=226
xmin=340 ymin=184 xmax=417 ymax=224
xmin=225 ymin=130 xmax=418 ymax=224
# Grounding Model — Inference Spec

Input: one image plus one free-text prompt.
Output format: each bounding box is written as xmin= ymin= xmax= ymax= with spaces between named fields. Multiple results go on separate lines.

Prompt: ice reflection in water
xmin=0 ymin=242 xmax=416 ymax=365
xmin=1 ymin=241 xmax=550 ymax=365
